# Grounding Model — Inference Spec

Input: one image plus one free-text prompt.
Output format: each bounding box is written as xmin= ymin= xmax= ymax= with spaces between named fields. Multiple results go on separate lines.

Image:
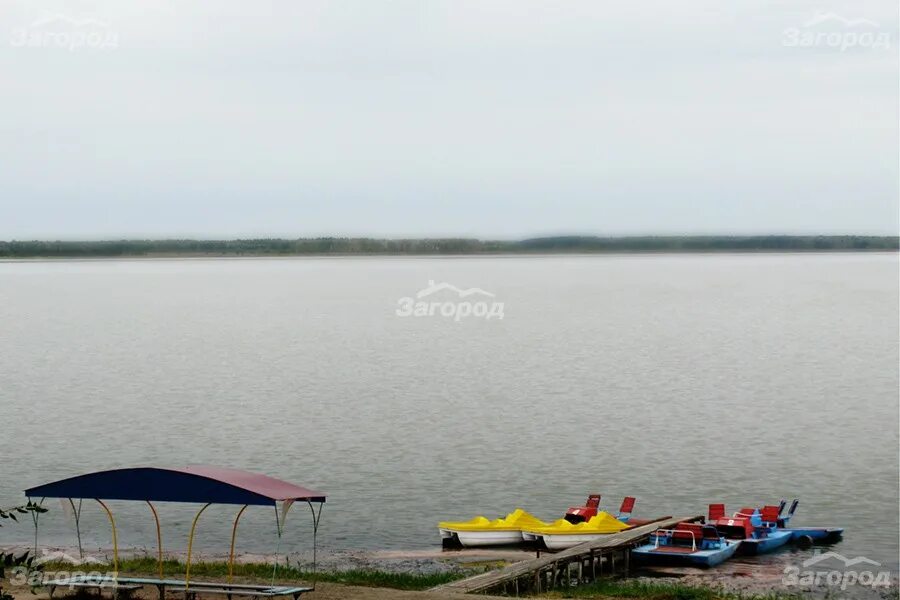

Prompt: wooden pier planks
xmin=433 ymin=515 xmax=703 ymax=594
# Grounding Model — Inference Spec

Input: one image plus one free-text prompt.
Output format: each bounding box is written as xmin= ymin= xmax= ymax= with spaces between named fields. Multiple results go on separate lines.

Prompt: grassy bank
xmin=35 ymin=558 xmax=815 ymax=598
xmin=33 ymin=559 xmax=834 ymax=598
xmin=39 ymin=557 xmax=466 ymax=591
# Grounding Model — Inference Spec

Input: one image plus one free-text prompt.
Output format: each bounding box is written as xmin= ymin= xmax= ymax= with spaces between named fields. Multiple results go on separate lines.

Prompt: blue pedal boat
xmin=776 ymin=499 xmax=844 ymax=545
xmin=709 ymin=504 xmax=792 ymax=555
xmin=632 ymin=522 xmax=741 ymax=567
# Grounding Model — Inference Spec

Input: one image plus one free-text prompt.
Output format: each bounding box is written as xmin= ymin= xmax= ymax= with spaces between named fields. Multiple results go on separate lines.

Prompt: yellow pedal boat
xmin=521 ymin=511 xmax=630 ymax=550
xmin=438 ymin=508 xmax=547 ymax=547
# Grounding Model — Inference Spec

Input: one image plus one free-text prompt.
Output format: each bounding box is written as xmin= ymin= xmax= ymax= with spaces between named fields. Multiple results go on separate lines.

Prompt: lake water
xmin=0 ymin=253 xmax=897 ymax=574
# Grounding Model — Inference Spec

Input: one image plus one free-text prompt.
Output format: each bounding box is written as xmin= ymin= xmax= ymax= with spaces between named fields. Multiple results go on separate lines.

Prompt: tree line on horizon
xmin=0 ymin=236 xmax=897 ymax=258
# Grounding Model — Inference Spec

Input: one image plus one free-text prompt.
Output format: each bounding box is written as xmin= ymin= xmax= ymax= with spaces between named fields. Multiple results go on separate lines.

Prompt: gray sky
xmin=1 ymin=0 xmax=897 ymax=239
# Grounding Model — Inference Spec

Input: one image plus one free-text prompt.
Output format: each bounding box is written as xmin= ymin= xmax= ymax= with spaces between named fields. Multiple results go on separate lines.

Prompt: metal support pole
xmin=146 ymin=501 xmax=163 ymax=579
xmin=306 ymin=501 xmax=323 ymax=590
xmin=68 ymin=499 xmax=84 ymax=560
xmin=31 ymin=497 xmax=45 ymax=558
xmin=227 ymin=505 xmax=249 ymax=583
xmin=184 ymin=503 xmax=211 ymax=591
xmin=95 ymin=500 xmax=119 ymax=578
xmin=271 ymin=505 xmax=283 ymax=585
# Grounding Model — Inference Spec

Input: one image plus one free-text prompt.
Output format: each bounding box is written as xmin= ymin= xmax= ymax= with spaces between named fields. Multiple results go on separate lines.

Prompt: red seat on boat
xmin=708 ymin=503 xmax=725 ymax=521
xmin=760 ymin=505 xmax=780 ymax=524
xmin=714 ymin=516 xmax=754 ymax=540
xmin=670 ymin=522 xmax=704 ymax=546
xmin=565 ymin=494 xmax=602 ymax=524
xmin=619 ymin=496 xmax=635 ymax=514
xmin=735 ymin=506 xmax=757 ymax=518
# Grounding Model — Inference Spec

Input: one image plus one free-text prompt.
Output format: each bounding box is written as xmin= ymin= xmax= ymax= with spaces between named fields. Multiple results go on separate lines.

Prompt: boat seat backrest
xmin=701 ymin=525 xmax=721 ymax=540
xmin=619 ymin=496 xmax=635 ymax=514
xmin=586 ymin=495 xmax=601 ymax=508
xmin=670 ymin=522 xmax=704 ymax=545
xmin=715 ymin=517 xmax=754 ymax=539
xmin=708 ymin=503 xmax=725 ymax=521
xmin=760 ymin=505 xmax=780 ymax=524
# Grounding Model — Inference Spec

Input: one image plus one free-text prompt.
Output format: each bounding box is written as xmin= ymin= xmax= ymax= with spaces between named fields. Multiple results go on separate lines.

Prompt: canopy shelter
xmin=25 ymin=466 xmax=325 ymax=589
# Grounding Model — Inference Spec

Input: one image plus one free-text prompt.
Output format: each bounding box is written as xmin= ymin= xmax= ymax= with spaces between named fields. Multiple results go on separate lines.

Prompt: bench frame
xmin=41 ymin=575 xmax=312 ymax=600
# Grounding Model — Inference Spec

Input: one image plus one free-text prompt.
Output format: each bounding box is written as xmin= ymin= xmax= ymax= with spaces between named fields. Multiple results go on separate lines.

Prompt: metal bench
xmin=41 ymin=575 xmax=312 ymax=599
xmin=46 ymin=580 xmax=142 ymax=599
xmin=168 ymin=585 xmax=313 ymax=599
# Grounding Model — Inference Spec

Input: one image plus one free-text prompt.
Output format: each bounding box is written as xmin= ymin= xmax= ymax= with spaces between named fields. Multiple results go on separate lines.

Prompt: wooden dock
xmin=433 ymin=515 xmax=703 ymax=595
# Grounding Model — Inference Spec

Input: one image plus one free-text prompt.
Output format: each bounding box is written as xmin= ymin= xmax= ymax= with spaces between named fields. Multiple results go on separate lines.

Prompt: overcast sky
xmin=1 ymin=0 xmax=897 ymax=239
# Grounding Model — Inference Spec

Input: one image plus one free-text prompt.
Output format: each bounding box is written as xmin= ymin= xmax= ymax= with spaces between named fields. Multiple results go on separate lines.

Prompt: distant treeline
xmin=0 ymin=236 xmax=897 ymax=258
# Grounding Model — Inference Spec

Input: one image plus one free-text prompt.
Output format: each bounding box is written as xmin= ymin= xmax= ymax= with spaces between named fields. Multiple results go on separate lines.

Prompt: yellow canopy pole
xmin=94 ymin=500 xmax=119 ymax=579
xmin=145 ymin=501 xmax=163 ymax=578
xmin=184 ymin=503 xmax=211 ymax=591
xmin=227 ymin=505 xmax=249 ymax=583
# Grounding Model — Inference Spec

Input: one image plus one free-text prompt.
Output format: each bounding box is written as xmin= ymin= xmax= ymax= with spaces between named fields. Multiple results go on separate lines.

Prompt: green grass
xmin=541 ymin=579 xmax=804 ymax=600
xmin=38 ymin=557 xmax=466 ymax=591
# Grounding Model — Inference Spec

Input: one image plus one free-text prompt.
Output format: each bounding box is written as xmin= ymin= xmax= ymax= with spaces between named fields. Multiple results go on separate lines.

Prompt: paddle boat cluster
xmin=439 ymin=495 xmax=639 ymax=550
xmin=438 ymin=495 xmax=843 ymax=569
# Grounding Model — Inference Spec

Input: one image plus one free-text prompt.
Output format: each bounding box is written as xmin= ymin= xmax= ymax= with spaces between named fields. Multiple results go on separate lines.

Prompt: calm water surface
xmin=0 ymin=254 xmax=897 ymax=572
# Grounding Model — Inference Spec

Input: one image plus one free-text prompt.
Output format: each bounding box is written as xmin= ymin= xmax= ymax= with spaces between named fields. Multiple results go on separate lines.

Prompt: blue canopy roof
xmin=24 ymin=466 xmax=326 ymax=505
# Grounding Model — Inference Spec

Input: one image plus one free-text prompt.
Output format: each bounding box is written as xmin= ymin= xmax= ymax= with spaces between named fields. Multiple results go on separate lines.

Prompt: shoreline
xmin=2 ymin=235 xmax=897 ymax=260
xmin=6 ymin=544 xmax=895 ymax=598
xmin=1 ymin=543 xmax=524 ymax=573
xmin=1 ymin=249 xmax=898 ymax=263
